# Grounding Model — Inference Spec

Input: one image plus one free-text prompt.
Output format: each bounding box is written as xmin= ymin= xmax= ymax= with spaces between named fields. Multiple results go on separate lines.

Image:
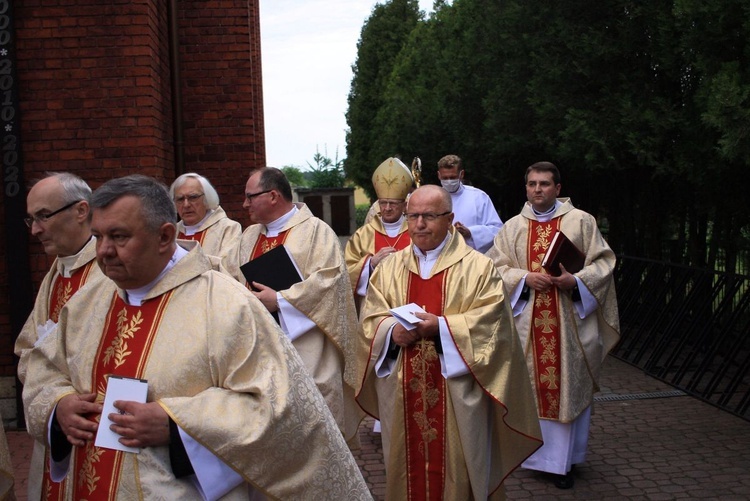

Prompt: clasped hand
xmin=56 ymin=393 xmax=170 ymax=448
xmin=525 ymin=263 xmax=577 ymax=292
xmin=392 ymin=312 xmax=439 ymax=347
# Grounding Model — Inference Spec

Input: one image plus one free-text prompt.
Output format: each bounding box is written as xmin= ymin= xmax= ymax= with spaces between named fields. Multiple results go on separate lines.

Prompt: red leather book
xmin=541 ymin=230 xmax=585 ymax=276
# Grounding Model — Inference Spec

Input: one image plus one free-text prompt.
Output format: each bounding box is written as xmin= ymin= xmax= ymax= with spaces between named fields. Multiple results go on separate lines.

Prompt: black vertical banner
xmin=1 ymin=0 xmax=33 ymax=426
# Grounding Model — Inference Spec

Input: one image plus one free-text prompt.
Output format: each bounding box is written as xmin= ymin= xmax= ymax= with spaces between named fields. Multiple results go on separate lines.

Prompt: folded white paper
xmin=389 ymin=303 xmax=427 ymax=331
xmin=95 ymin=375 xmax=148 ymax=453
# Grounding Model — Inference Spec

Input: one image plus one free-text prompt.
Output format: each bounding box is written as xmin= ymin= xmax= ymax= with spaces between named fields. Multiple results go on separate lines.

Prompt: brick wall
xmin=0 ymin=0 xmax=265 ymax=423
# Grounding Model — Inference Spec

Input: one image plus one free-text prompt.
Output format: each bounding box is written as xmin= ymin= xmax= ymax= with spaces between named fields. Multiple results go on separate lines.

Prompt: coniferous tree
xmin=345 ymin=0 xmax=422 ymax=200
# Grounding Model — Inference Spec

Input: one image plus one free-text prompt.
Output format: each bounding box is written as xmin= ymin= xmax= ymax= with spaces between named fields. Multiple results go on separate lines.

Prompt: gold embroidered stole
xmin=42 ymin=260 xmax=96 ymax=500
xmin=403 ymin=271 xmax=447 ymax=501
xmin=528 ymin=219 xmax=562 ymax=419
xmin=178 ymin=230 xmax=207 ymax=245
xmin=374 ymin=230 xmax=409 ymax=253
xmin=48 ymin=261 xmax=97 ymax=323
xmin=250 ymin=230 xmax=290 ymax=260
xmin=72 ymin=292 xmax=171 ymax=499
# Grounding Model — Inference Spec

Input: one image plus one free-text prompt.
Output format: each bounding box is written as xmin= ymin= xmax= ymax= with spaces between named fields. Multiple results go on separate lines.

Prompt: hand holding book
xmin=541 ymin=230 xmax=585 ymax=277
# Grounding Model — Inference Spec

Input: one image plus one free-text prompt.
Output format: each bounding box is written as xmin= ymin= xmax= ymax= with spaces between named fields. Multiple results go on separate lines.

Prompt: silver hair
xmin=169 ymin=172 xmax=220 ymax=210
xmin=41 ymin=171 xmax=92 ymax=203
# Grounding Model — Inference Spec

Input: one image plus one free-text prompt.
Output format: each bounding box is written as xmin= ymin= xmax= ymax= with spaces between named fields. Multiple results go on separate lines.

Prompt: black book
xmin=240 ymin=244 xmax=302 ymax=292
xmin=541 ymin=230 xmax=585 ymax=277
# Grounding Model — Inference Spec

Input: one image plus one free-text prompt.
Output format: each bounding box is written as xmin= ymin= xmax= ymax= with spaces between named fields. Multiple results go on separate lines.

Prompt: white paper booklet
xmin=389 ymin=303 xmax=427 ymax=331
xmin=95 ymin=375 xmax=149 ymax=453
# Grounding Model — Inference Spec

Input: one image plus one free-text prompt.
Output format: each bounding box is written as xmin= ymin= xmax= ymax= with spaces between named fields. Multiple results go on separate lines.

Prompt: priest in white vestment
xmin=16 ymin=172 xmax=107 ymax=501
xmin=170 ymin=172 xmax=242 ymax=261
xmin=345 ymin=157 xmax=412 ymax=310
xmin=436 ymin=154 xmax=503 ymax=253
xmin=488 ymin=161 xmax=620 ymax=489
xmin=226 ymin=167 xmax=363 ymax=447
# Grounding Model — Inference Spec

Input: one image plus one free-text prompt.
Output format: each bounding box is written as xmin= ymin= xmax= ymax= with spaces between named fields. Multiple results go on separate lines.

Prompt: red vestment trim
xmin=178 ymin=230 xmax=207 ymax=245
xmin=48 ymin=261 xmax=97 ymax=323
xmin=42 ymin=260 xmax=97 ymax=499
xmin=374 ymin=229 xmax=410 ymax=253
xmin=71 ymin=292 xmax=172 ymax=499
xmin=250 ymin=230 xmax=290 ymax=260
xmin=403 ymin=270 xmax=447 ymax=501
xmin=528 ymin=219 xmax=562 ymax=419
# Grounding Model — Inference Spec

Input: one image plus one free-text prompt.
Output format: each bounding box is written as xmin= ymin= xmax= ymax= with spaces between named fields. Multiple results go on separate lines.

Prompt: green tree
xmin=281 ymin=166 xmax=308 ymax=187
xmin=345 ymin=0 xmax=422 ymax=199
xmin=307 ymin=147 xmax=346 ymax=188
xmin=348 ymin=0 xmax=750 ymax=267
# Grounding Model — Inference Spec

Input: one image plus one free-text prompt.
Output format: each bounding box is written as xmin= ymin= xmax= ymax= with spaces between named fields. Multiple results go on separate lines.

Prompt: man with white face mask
xmin=437 ymin=154 xmax=503 ymax=253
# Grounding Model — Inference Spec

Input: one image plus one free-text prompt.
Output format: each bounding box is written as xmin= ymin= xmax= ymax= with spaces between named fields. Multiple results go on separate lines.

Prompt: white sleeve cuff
xmin=374 ymin=324 xmax=397 ymax=378
xmin=46 ymin=410 xmax=70 ymax=482
xmin=511 ymin=276 xmax=529 ymax=317
xmin=438 ymin=317 xmax=470 ymax=378
xmin=277 ymin=293 xmax=315 ymax=341
xmin=356 ymin=258 xmax=372 ymax=296
xmin=573 ymin=277 xmax=597 ymax=319
xmin=179 ymin=427 xmax=244 ymax=501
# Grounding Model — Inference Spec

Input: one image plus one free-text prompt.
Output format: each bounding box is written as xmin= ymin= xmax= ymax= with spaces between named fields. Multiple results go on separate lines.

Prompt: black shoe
xmin=553 ymin=470 xmax=575 ymax=489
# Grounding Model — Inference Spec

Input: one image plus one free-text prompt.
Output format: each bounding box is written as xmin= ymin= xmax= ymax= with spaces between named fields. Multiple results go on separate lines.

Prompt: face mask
xmin=440 ymin=179 xmax=461 ymax=193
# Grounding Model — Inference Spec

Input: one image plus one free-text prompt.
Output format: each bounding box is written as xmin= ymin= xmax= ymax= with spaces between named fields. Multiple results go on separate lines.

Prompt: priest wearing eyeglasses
xmin=226 ymin=167 xmax=363 ymax=448
xmin=355 ymin=184 xmax=542 ymax=500
xmin=345 ymin=157 xmax=413 ymax=311
xmin=16 ymin=172 xmax=107 ymax=501
xmin=169 ymin=173 xmax=241 ymax=261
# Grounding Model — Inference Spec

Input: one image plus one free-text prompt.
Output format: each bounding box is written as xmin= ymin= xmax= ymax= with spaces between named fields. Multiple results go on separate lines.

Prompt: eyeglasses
xmin=24 ymin=200 xmax=81 ymax=228
xmin=378 ymin=200 xmax=404 ymax=208
xmin=404 ymin=211 xmax=451 ymax=222
xmin=245 ymin=189 xmax=272 ymax=201
xmin=174 ymin=193 xmax=205 ymax=204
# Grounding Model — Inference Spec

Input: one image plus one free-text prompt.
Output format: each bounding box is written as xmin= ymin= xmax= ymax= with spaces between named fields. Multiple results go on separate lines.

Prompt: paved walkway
xmin=6 ymin=356 xmax=750 ymax=500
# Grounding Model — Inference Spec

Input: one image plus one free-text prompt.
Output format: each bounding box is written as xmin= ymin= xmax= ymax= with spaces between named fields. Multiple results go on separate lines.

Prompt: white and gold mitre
xmin=372 ymin=157 xmax=413 ymax=200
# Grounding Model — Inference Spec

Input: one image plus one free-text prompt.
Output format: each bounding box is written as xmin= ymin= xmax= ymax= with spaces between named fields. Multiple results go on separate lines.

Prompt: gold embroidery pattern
xmin=534 ymin=290 xmax=552 ymax=308
xmin=52 ymin=282 xmax=73 ymax=322
xmin=532 ymin=224 xmax=553 ymax=253
xmin=530 ymin=253 xmax=546 ymax=273
xmin=97 ymin=380 xmax=108 ymax=399
xmin=408 ymin=339 xmax=440 ymax=455
xmin=540 ymin=366 xmax=559 ymax=390
xmin=538 ymin=335 xmax=558 ymax=365
xmin=534 ymin=310 xmax=558 ymax=333
xmin=261 ymin=239 xmax=279 ymax=254
xmin=544 ymin=391 xmax=560 ymax=418
xmin=529 ymin=219 xmax=562 ymax=419
xmin=79 ymin=445 xmax=105 ymax=494
xmin=373 ymin=171 xmax=407 ymax=189
xmin=103 ymin=308 xmax=142 ymax=368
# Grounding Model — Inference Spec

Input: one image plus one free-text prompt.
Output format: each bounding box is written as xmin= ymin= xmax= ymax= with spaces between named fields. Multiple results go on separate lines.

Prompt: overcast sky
xmin=260 ymin=0 xmax=434 ymax=169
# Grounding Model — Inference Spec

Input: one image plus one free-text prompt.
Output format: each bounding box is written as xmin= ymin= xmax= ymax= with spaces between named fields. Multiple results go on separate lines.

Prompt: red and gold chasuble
xmin=178 ymin=230 xmax=207 ymax=245
xmin=71 ymin=292 xmax=171 ymax=500
xmin=48 ymin=261 xmax=97 ymax=323
xmin=528 ymin=219 xmax=562 ymax=419
xmin=250 ymin=230 xmax=290 ymax=261
xmin=42 ymin=261 xmax=97 ymax=500
xmin=373 ymin=229 xmax=410 ymax=254
xmin=403 ymin=270 xmax=447 ymax=501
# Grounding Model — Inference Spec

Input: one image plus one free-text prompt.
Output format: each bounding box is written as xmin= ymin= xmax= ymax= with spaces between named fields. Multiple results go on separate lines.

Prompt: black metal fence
xmin=612 ymin=256 xmax=750 ymax=421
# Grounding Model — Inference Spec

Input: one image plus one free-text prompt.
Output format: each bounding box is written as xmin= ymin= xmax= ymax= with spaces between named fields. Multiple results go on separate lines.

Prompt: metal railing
xmin=612 ymin=256 xmax=750 ymax=421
